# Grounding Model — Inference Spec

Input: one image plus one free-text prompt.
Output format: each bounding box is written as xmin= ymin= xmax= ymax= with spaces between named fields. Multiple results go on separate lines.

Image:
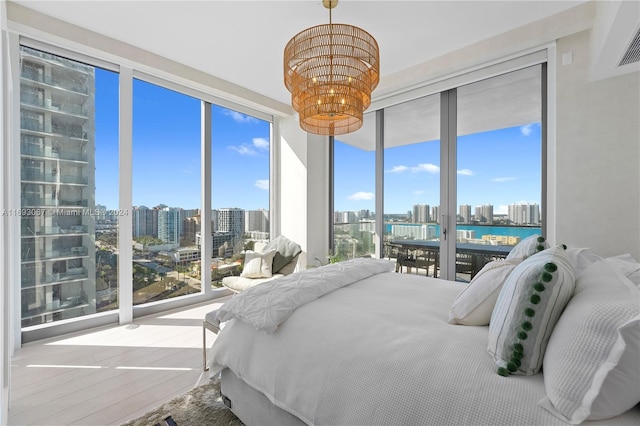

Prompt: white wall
xmin=555 ymin=29 xmax=640 ymax=259
xmin=278 ymin=116 xmax=330 ymax=269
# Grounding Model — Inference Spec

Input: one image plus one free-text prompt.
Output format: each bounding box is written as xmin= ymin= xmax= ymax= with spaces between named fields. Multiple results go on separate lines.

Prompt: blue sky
xmin=95 ymin=69 xmax=540 ymax=215
xmin=335 ymin=123 xmax=541 ymax=215
xmin=95 ymin=70 xmax=270 ymax=211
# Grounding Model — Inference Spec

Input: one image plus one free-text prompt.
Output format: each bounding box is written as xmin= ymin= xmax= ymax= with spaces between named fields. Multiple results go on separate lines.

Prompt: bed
xmin=207 ymin=247 xmax=640 ymax=426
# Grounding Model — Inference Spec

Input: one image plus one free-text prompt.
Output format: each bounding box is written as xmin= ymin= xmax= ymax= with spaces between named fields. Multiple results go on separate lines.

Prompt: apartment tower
xmin=19 ymin=46 xmax=96 ymax=327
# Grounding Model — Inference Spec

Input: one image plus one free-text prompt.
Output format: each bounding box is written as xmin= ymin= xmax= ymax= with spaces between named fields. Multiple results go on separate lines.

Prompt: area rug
xmin=121 ymin=380 xmax=243 ymax=426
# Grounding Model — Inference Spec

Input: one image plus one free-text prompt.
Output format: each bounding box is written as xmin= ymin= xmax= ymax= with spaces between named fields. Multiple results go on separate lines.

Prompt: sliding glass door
xmin=454 ymin=65 xmax=543 ymax=281
xmin=383 ymin=94 xmax=441 ymax=276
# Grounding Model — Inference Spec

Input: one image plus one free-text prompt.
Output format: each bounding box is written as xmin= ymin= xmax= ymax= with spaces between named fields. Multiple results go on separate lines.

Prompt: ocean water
xmin=386 ymin=223 xmax=541 ymax=240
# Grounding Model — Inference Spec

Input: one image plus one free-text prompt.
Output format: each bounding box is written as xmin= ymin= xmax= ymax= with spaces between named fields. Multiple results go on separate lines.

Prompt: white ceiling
xmin=12 ymin=0 xmax=589 ymax=107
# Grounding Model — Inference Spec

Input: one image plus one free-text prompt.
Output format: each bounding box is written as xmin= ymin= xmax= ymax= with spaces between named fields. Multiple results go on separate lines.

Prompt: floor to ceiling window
xmin=333 ymin=62 xmax=545 ymax=281
xmin=454 ymin=65 xmax=543 ymax=281
xmin=19 ymin=45 xmax=119 ymax=327
xmin=211 ymin=105 xmax=271 ymax=285
xmin=132 ymin=79 xmax=201 ymax=305
xmin=15 ymin=40 xmax=273 ymax=339
xmin=333 ymin=113 xmax=376 ymax=261
xmin=383 ymin=94 xmax=441 ymax=275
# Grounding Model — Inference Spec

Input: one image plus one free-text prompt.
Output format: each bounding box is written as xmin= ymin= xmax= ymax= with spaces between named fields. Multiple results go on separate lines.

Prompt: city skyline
xmin=94 ymin=72 xmax=541 ymax=217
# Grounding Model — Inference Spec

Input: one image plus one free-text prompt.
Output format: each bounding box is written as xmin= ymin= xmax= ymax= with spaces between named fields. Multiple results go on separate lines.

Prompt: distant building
xmin=459 ymin=205 xmax=472 ymax=223
xmin=509 ymin=203 xmax=540 ymax=225
xmin=413 ymin=204 xmax=430 ymax=223
xmin=158 ymin=207 xmax=181 ymax=245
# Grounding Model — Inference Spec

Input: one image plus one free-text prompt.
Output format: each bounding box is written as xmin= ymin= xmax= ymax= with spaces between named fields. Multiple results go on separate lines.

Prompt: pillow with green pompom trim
xmin=488 ymin=245 xmax=575 ymax=376
xmin=506 ymin=234 xmax=548 ymax=261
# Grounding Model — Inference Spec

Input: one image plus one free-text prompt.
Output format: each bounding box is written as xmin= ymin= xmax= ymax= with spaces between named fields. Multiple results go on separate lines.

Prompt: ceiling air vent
xmin=619 ymin=26 xmax=640 ymax=66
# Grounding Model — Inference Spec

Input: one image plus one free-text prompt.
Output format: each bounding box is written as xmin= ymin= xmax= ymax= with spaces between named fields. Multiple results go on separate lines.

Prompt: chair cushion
xmin=222 ymin=274 xmax=284 ymax=292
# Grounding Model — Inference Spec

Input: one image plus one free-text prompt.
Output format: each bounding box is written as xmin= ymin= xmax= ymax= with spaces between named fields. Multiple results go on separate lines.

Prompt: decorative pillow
xmin=506 ymin=234 xmax=548 ymax=261
xmin=539 ymin=260 xmax=640 ymax=424
xmin=240 ymin=249 xmax=277 ymax=278
xmin=448 ymin=259 xmax=522 ymax=326
xmin=277 ymin=253 xmax=300 ymax=276
xmin=264 ymin=235 xmax=302 ymax=274
xmin=488 ymin=245 xmax=575 ymax=376
xmin=606 ymin=253 xmax=640 ymax=286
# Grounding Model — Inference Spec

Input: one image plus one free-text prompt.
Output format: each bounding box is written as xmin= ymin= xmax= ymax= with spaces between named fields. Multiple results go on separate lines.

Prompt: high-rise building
xmin=182 ymin=215 xmax=201 ymax=245
xmin=245 ymin=209 xmax=269 ymax=233
xmin=217 ymin=208 xmax=244 ymax=234
xmin=508 ymin=203 xmax=540 ymax=225
xmin=431 ymin=206 xmax=440 ymax=224
xmin=413 ymin=204 xmax=430 ymax=223
xmin=157 ymin=207 xmax=181 ymax=245
xmin=19 ymin=46 xmax=96 ymax=327
xmin=217 ymin=208 xmax=244 ymax=253
xmin=459 ymin=204 xmax=472 ymax=223
xmin=132 ymin=205 xmax=158 ymax=238
xmin=475 ymin=204 xmax=494 ymax=224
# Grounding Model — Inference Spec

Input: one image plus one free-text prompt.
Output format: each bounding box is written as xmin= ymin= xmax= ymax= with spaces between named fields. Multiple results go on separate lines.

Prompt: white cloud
xmin=520 ymin=123 xmax=539 ymax=136
xmin=229 ymin=137 xmax=269 ymax=156
xmin=411 ymin=163 xmax=440 ymax=174
xmin=413 ymin=190 xmax=424 ymax=195
xmin=225 ymin=110 xmax=259 ymax=124
xmin=253 ymin=137 xmax=269 ymax=150
xmin=348 ymin=191 xmax=374 ymax=201
xmin=491 ymin=177 xmax=517 ymax=182
xmin=255 ymin=179 xmax=269 ymax=190
xmin=229 ymin=145 xmax=257 ymax=156
xmin=457 ymin=169 xmax=473 ymax=176
xmin=386 ymin=165 xmax=408 ymax=173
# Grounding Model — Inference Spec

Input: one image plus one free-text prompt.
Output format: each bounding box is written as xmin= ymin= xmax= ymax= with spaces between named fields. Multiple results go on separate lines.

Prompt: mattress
xmin=208 ymin=270 xmax=640 ymax=425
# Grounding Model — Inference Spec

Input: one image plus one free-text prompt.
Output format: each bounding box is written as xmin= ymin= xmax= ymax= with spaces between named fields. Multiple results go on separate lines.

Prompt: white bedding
xmin=209 ymin=271 xmax=640 ymax=426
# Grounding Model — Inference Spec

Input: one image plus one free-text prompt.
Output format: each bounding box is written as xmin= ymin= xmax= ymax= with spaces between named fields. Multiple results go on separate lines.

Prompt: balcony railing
xmin=21 ymin=171 xmax=88 ymax=185
xmin=21 ymin=197 xmax=88 ymax=208
xmin=21 ymin=267 xmax=89 ymax=288
xmin=21 ymin=145 xmax=88 ymax=162
xmin=22 ymin=246 xmax=88 ymax=262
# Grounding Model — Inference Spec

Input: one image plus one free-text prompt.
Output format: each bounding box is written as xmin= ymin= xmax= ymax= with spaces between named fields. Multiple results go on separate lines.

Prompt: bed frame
xmin=221 ymin=368 xmax=305 ymax=426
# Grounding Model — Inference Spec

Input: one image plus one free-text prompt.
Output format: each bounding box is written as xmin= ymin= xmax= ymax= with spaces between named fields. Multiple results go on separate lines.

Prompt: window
xmin=333 ymin=64 xmax=545 ymax=281
xmin=211 ymin=105 xmax=271 ymax=284
xmin=132 ymin=79 xmax=201 ymax=305
xmin=19 ymin=45 xmax=119 ymax=327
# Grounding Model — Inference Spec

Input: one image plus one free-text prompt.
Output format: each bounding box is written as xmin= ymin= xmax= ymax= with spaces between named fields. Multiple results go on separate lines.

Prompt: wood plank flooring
xmin=8 ymin=296 xmax=231 ymax=426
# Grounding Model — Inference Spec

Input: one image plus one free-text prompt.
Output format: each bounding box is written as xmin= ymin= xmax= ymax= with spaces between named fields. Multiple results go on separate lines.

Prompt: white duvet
xmin=209 ymin=267 xmax=640 ymax=426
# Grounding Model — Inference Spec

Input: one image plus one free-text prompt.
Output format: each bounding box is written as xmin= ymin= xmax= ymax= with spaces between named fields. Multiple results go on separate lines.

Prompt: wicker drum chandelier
xmin=283 ymin=0 xmax=379 ymax=136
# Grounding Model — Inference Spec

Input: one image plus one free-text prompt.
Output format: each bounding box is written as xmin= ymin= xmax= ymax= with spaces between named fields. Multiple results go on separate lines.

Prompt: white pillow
xmin=564 ymin=245 xmax=602 ymax=278
xmin=241 ymin=249 xmax=277 ymax=278
xmin=488 ymin=245 xmax=575 ymax=376
xmin=539 ymin=260 xmax=640 ymax=424
xmin=448 ymin=259 xmax=521 ymax=326
xmin=506 ymin=234 xmax=548 ymax=261
xmin=606 ymin=253 xmax=640 ymax=286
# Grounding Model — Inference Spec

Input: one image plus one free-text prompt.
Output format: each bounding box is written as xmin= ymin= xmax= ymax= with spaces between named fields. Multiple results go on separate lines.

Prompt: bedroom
xmin=1 ymin=0 xmax=639 ymax=425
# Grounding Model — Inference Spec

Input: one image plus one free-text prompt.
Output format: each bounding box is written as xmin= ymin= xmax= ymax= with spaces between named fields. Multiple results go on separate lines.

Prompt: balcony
xmin=21 ymin=225 xmax=88 ymax=237
xmin=20 ymin=98 xmax=90 ymax=119
xmin=21 ymin=246 xmax=89 ymax=263
xmin=21 ymin=267 xmax=89 ymax=288
xmin=21 ymin=171 xmax=88 ymax=186
xmin=21 ymin=145 xmax=88 ymax=163
xmin=21 ymin=196 xmax=88 ymax=208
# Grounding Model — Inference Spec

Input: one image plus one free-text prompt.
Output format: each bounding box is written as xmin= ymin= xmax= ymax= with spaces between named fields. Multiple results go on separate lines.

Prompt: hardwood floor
xmin=8 ymin=296 xmax=231 ymax=426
